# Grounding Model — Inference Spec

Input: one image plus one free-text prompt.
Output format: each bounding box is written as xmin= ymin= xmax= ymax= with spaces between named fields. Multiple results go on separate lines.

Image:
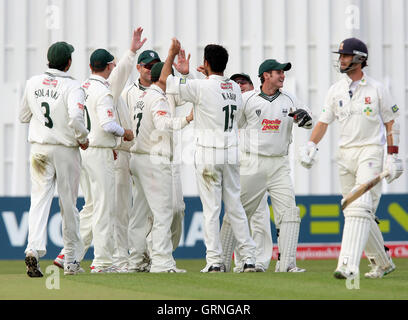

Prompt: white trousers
xmin=239 ymin=153 xmax=299 ymax=270
xmin=112 ymin=150 xmax=132 ymax=268
xmin=232 ymin=193 xmax=273 ymax=270
xmin=129 ymin=153 xmax=176 ymax=272
xmin=194 ymin=146 xmax=256 ymax=267
xmin=25 ymin=143 xmax=81 ymax=263
xmin=336 ymin=145 xmax=389 ymax=268
xmin=80 ymin=147 xmax=116 ymax=268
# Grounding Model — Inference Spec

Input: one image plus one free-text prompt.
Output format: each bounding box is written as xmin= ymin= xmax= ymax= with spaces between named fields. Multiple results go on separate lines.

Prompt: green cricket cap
xmin=138 ymin=50 xmax=161 ymax=64
xmin=47 ymin=41 xmax=74 ymax=66
xmin=90 ymin=49 xmax=115 ymax=69
xmin=258 ymin=59 xmax=291 ymax=76
xmin=150 ymin=62 xmax=175 ymax=83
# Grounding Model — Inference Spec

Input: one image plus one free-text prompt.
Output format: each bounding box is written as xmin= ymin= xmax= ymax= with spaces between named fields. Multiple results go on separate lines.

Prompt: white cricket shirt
xmin=239 ymin=88 xmax=311 ymax=156
xmin=130 ymin=84 xmax=188 ymax=159
xmin=19 ymin=69 xmax=88 ymax=146
xmin=166 ymin=74 xmax=242 ymax=149
xmin=319 ymin=72 xmax=400 ymax=148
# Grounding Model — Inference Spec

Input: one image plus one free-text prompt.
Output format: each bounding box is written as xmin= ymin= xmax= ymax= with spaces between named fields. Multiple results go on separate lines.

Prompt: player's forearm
xmin=385 ymin=120 xmax=399 ymax=154
xmin=19 ymin=91 xmax=32 ymax=123
xmin=309 ymin=121 xmax=328 ymax=145
xmin=108 ymin=50 xmax=136 ymax=100
xmin=102 ymin=120 xmax=125 ymax=137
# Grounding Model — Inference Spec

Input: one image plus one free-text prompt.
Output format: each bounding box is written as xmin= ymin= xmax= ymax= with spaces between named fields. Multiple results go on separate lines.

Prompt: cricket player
xmin=300 ymin=38 xmax=403 ymax=279
xmin=221 ymin=73 xmax=273 ymax=273
xmin=165 ymin=40 xmax=257 ymax=273
xmin=76 ymin=28 xmax=146 ymax=273
xmin=123 ymin=49 xmax=190 ymax=272
xmin=222 ymin=60 xmax=311 ymax=273
xmin=128 ymin=40 xmax=193 ymax=273
xmin=20 ymin=41 xmax=89 ymax=277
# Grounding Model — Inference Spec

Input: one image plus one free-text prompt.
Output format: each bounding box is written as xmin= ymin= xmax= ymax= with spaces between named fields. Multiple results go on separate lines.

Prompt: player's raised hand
xmin=169 ymin=38 xmax=181 ymax=57
xmin=173 ymin=49 xmax=191 ymax=75
xmin=196 ymin=65 xmax=208 ymax=78
xmin=131 ymin=27 xmax=147 ymax=53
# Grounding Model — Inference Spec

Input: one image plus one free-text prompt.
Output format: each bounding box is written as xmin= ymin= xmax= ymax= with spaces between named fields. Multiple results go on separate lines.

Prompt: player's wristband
xmin=387 ymin=146 xmax=399 ymax=154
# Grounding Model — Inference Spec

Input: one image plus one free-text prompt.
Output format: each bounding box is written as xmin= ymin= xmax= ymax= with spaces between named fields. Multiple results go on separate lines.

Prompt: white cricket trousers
xmin=194 ymin=146 xmax=256 ymax=267
xmin=25 ymin=143 xmax=81 ymax=264
xmin=80 ymin=147 xmax=116 ymax=269
xmin=129 ymin=153 xmax=176 ymax=272
xmin=239 ymin=153 xmax=300 ymax=271
xmin=336 ymin=145 xmax=390 ymax=269
xmin=112 ymin=150 xmax=132 ymax=268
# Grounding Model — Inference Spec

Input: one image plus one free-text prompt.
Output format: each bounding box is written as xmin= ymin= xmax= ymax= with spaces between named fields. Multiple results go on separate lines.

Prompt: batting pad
xmin=364 ymin=218 xmax=391 ymax=267
xmin=277 ymin=207 xmax=301 ymax=272
xmin=336 ymin=216 xmax=371 ymax=276
xmin=220 ymin=217 xmax=236 ymax=272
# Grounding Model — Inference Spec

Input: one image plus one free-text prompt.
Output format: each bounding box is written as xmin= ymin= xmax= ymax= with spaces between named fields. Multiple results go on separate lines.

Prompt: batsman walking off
xmin=300 ymin=38 xmax=403 ymax=279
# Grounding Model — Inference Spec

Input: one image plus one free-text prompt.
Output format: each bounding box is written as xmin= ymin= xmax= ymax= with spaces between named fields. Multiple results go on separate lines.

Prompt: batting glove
xmin=384 ymin=154 xmax=404 ymax=184
xmin=299 ymin=141 xmax=318 ymax=169
xmin=289 ymin=109 xmax=313 ymax=129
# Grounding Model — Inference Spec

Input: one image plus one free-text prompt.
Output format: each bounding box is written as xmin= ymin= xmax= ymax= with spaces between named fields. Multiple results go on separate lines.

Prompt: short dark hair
xmin=204 ymin=44 xmax=229 ymax=73
xmin=90 ymin=64 xmax=108 ymax=73
xmin=48 ymin=56 xmax=71 ymax=71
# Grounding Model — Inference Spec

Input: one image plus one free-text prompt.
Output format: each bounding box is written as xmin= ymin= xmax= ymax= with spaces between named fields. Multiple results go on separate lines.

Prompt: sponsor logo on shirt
xmin=156 ymin=110 xmax=167 ymax=116
xmin=339 ymin=100 xmax=343 ymax=107
xmin=365 ymin=97 xmax=371 ymax=104
xmin=180 ymin=78 xmax=187 ymax=85
xmin=363 ymin=107 xmax=372 ymax=116
xmin=107 ymin=109 xmax=114 ymax=118
xmin=261 ymin=119 xmax=281 ymax=132
xmin=220 ymin=82 xmax=233 ymax=90
xmin=82 ymin=82 xmax=90 ymax=89
xmin=392 ymin=105 xmax=399 ymax=113
xmin=77 ymin=103 xmax=84 ymax=110
xmin=42 ymin=78 xmax=58 ymax=87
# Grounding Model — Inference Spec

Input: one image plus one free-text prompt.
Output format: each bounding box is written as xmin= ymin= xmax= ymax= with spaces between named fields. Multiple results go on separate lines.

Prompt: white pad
xmin=277 ymin=207 xmax=301 ymax=272
xmin=364 ymin=218 xmax=391 ymax=267
xmin=336 ymin=216 xmax=371 ymax=276
xmin=220 ymin=217 xmax=236 ymax=272
xmin=343 ymin=189 xmax=373 ymax=219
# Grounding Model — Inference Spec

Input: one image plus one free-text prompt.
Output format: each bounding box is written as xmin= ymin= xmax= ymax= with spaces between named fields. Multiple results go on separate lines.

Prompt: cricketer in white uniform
xmin=221 ymin=73 xmax=274 ymax=273
xmin=222 ymin=60 xmax=311 ymax=273
xmin=300 ymin=38 xmax=403 ymax=279
xmin=20 ymin=41 xmax=89 ymax=277
xmin=128 ymin=41 xmax=193 ymax=273
xmin=123 ymin=49 xmax=189 ymax=272
xmin=166 ymin=40 xmax=256 ymax=272
xmin=75 ymin=29 xmax=145 ymax=272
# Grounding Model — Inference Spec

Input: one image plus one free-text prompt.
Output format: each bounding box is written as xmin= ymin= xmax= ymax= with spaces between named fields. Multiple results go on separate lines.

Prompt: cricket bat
xmin=341 ymin=170 xmax=389 ymax=210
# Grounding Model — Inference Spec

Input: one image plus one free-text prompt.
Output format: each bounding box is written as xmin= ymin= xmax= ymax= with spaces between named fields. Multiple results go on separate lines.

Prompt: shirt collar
xmin=343 ymin=71 xmax=367 ymax=86
xmin=89 ymin=74 xmax=110 ymax=87
xmin=209 ymin=74 xmax=228 ymax=81
xmin=45 ymin=68 xmax=69 ymax=77
xmin=149 ymin=84 xmax=165 ymax=96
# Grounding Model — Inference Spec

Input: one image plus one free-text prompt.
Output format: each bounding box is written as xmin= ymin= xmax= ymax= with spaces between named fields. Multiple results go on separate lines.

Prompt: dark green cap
xmin=258 ymin=59 xmax=291 ymax=76
xmin=138 ymin=50 xmax=161 ymax=64
xmin=150 ymin=62 xmax=175 ymax=83
xmin=90 ymin=48 xmax=115 ymax=69
xmin=230 ymin=73 xmax=253 ymax=84
xmin=47 ymin=41 xmax=74 ymax=66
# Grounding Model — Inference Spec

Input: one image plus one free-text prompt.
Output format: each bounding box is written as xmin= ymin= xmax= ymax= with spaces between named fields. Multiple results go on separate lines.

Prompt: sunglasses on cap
xmin=140 ymin=62 xmax=156 ymax=70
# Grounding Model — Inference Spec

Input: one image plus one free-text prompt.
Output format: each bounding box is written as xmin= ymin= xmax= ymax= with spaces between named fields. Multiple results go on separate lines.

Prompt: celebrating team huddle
xmin=20 ymin=27 xmax=403 ymax=280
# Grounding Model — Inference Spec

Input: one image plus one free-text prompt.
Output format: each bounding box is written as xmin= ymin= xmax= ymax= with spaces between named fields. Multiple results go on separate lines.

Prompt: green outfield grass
xmin=0 ymin=258 xmax=407 ymax=300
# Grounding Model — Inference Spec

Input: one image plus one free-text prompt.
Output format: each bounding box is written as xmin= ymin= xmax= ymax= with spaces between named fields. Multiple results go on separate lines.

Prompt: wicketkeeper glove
xmin=289 ymin=109 xmax=313 ymax=129
xmin=384 ymin=153 xmax=404 ymax=184
xmin=299 ymin=141 xmax=318 ymax=169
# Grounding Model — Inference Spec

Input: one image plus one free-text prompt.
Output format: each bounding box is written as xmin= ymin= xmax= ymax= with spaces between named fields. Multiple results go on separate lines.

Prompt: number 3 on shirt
xmin=41 ymin=102 xmax=53 ymax=128
xmin=223 ymin=105 xmax=237 ymax=132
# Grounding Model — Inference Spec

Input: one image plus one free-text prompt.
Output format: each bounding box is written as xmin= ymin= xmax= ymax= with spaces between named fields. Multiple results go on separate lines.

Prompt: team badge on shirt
xmin=282 ymin=108 xmax=288 ymax=116
xmin=339 ymin=100 xmax=343 ymax=107
xmin=261 ymin=119 xmax=281 ymax=132
xmin=391 ymin=105 xmax=399 ymax=113
xmin=365 ymin=97 xmax=371 ymax=104
xmin=255 ymin=109 xmax=261 ymax=117
xmin=363 ymin=107 xmax=372 ymax=116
